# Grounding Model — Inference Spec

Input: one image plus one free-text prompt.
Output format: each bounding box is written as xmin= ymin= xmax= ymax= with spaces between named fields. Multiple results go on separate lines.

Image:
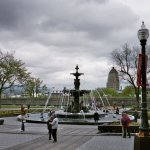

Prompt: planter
xmin=98 ymin=125 xmax=139 ymax=133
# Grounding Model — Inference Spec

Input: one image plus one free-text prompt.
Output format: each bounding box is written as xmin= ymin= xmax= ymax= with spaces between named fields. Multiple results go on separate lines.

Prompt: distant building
xmin=107 ymin=67 xmax=120 ymax=91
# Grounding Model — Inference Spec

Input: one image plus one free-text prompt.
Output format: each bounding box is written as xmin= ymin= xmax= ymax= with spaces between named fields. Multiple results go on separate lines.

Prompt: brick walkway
xmin=0 ymin=117 xmax=134 ymax=150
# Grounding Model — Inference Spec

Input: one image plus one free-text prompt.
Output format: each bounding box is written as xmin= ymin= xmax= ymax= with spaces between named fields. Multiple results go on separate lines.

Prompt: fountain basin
xmin=56 ymin=112 xmax=106 ymax=119
xmin=17 ymin=109 xmax=135 ymax=125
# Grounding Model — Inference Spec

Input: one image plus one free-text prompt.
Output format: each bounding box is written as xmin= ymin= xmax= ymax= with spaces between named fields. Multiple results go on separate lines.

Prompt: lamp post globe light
xmin=134 ymin=22 xmax=150 ymax=150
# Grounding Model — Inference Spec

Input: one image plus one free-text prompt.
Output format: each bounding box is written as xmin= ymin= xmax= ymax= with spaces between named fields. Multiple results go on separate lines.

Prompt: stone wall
xmin=1 ymin=97 xmax=150 ymax=108
xmin=1 ymin=98 xmax=59 ymax=106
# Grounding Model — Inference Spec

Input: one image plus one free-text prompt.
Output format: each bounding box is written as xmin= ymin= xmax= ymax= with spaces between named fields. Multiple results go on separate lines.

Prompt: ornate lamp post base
xmin=134 ymin=133 xmax=150 ymax=150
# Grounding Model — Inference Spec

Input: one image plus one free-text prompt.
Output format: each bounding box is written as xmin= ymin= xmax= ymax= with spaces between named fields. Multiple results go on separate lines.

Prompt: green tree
xmin=41 ymin=84 xmax=48 ymax=97
xmin=34 ymin=78 xmax=43 ymax=98
xmin=95 ymin=88 xmax=118 ymax=97
xmin=0 ymin=50 xmax=30 ymax=108
xmin=24 ymin=77 xmax=35 ymax=98
xmin=24 ymin=77 xmax=44 ymax=98
xmin=101 ymin=88 xmax=118 ymax=97
xmin=122 ymin=86 xmax=135 ymax=97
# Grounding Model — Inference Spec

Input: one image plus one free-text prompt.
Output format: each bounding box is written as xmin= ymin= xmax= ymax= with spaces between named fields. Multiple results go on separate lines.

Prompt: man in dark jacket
xmin=94 ymin=111 xmax=99 ymax=124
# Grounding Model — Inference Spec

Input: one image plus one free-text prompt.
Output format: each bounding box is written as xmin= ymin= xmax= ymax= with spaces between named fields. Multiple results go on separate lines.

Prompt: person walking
xmin=133 ymin=110 xmax=139 ymax=122
xmin=47 ymin=115 xmax=54 ymax=140
xmin=51 ymin=114 xmax=58 ymax=143
xmin=20 ymin=104 xmax=26 ymax=131
xmin=93 ymin=111 xmax=99 ymax=124
xmin=121 ymin=112 xmax=131 ymax=138
xmin=115 ymin=107 xmax=119 ymax=114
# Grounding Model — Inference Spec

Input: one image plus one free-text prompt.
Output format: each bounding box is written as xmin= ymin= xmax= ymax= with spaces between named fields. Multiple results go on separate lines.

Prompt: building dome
xmin=107 ymin=67 xmax=120 ymax=90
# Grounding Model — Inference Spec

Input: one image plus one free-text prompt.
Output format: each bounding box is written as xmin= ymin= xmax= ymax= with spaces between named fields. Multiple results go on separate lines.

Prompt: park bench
xmin=98 ymin=124 xmax=139 ymax=133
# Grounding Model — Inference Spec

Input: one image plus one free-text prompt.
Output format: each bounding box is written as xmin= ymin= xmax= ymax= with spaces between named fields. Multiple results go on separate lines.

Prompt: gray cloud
xmin=0 ymin=0 xmax=147 ymax=90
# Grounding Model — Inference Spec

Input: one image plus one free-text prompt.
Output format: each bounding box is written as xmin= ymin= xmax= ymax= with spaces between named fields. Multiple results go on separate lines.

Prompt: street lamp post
xmin=134 ymin=22 xmax=150 ymax=150
xmin=138 ymin=22 xmax=150 ymax=135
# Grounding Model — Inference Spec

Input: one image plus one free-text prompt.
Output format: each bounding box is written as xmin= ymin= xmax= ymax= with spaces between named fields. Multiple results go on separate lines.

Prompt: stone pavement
xmin=0 ymin=117 xmax=134 ymax=150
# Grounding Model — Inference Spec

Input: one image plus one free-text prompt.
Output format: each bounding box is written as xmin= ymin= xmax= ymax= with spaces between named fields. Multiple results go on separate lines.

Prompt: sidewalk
xmin=0 ymin=117 xmax=134 ymax=150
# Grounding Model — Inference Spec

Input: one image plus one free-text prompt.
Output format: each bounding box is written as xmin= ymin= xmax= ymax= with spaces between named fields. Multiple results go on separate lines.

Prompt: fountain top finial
xmin=75 ymin=65 xmax=79 ymax=72
xmin=141 ymin=21 xmax=145 ymax=29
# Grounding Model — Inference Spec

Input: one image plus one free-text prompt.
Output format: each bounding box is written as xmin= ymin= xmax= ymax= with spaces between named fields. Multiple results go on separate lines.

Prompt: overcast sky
xmin=0 ymin=0 xmax=150 ymax=91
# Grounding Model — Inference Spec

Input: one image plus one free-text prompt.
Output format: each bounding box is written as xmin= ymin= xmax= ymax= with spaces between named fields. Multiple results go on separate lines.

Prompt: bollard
xmin=21 ymin=120 xmax=25 ymax=131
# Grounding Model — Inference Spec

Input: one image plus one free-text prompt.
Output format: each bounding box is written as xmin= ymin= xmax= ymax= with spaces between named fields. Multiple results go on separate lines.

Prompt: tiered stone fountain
xmin=20 ymin=65 xmax=133 ymax=125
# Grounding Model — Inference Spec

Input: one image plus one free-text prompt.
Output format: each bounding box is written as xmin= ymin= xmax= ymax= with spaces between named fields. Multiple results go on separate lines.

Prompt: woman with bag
xmin=47 ymin=115 xmax=54 ymax=140
xmin=51 ymin=114 xmax=58 ymax=143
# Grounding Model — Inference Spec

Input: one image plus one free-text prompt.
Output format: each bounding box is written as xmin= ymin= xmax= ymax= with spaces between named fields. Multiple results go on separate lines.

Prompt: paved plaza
xmin=0 ymin=117 xmax=134 ymax=150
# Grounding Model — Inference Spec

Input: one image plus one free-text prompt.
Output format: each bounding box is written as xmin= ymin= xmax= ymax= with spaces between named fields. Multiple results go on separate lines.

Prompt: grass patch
xmin=0 ymin=105 xmax=57 ymax=117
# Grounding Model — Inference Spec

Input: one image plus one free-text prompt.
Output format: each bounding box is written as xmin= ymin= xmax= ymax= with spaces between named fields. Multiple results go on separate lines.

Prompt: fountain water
xmin=100 ymin=88 xmax=110 ymax=107
xmin=43 ymin=87 xmax=54 ymax=113
xmin=95 ymin=89 xmax=105 ymax=107
xmin=19 ymin=65 xmax=134 ymax=125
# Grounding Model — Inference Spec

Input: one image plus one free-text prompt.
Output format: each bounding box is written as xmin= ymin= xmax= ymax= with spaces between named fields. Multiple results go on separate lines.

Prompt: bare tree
xmin=111 ymin=44 xmax=150 ymax=106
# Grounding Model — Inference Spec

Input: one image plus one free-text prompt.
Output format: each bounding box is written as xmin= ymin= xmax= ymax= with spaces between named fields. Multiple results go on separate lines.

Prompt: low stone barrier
xmin=98 ymin=125 xmax=139 ymax=133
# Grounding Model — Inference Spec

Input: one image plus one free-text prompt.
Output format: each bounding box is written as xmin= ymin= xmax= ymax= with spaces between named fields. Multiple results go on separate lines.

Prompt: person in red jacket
xmin=121 ymin=112 xmax=131 ymax=138
xmin=20 ymin=104 xmax=26 ymax=131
